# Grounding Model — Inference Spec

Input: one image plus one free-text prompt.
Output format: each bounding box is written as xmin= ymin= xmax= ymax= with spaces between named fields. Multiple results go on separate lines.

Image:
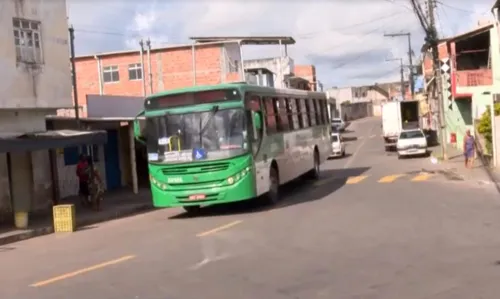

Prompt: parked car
xmin=331 ymin=118 xmax=346 ymax=132
xmin=396 ymin=128 xmax=428 ymax=159
xmin=329 ymin=132 xmax=346 ymax=158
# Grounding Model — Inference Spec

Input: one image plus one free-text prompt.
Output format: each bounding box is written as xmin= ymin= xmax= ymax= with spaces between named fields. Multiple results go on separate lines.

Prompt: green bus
xmin=134 ymin=83 xmax=332 ymax=213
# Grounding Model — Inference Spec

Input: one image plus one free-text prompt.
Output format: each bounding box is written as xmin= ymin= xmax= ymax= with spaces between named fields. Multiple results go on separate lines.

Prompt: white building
xmin=243 ymin=57 xmax=295 ymax=89
xmin=0 ymin=0 xmax=105 ymax=228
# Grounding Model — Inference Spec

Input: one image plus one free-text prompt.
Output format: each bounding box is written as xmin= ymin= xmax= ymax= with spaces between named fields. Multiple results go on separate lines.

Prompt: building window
xmin=227 ymin=60 xmax=239 ymax=73
xmin=128 ymin=63 xmax=142 ymax=80
xmin=12 ymin=18 xmax=43 ymax=64
xmin=103 ymin=66 xmax=119 ymax=83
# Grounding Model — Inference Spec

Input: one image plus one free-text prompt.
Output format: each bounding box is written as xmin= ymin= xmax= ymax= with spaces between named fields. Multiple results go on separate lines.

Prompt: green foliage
xmin=477 ymin=103 xmax=500 ymax=154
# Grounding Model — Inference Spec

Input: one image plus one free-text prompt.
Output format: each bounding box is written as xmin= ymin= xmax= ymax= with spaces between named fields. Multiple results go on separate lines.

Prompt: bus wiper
xmin=199 ymin=105 xmax=219 ymax=136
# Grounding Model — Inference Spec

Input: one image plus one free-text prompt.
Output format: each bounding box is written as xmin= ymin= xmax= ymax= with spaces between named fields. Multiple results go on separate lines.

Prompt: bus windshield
xmin=146 ymin=108 xmax=248 ymax=163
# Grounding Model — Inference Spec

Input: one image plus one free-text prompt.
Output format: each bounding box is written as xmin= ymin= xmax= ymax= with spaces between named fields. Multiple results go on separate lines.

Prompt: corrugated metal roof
xmin=190 ymin=36 xmax=296 ymax=45
xmin=76 ymin=40 xmax=238 ymax=60
xmin=0 ymin=130 xmax=107 ymax=153
xmin=447 ymin=24 xmax=493 ymax=42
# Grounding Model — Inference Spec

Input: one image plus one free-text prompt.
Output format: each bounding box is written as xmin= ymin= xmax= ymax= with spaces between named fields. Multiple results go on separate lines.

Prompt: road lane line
xmin=411 ymin=173 xmax=433 ymax=182
xmin=30 ymin=255 xmax=135 ymax=287
xmin=369 ymin=135 xmax=376 ymax=138
xmin=346 ymin=175 xmax=368 ymax=184
xmin=343 ymin=124 xmax=376 ymax=169
xmin=378 ymin=174 xmax=405 ymax=183
xmin=197 ymin=220 xmax=243 ymax=237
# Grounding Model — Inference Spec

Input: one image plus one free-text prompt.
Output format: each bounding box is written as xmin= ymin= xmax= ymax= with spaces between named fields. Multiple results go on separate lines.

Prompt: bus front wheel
xmin=265 ymin=166 xmax=280 ymax=205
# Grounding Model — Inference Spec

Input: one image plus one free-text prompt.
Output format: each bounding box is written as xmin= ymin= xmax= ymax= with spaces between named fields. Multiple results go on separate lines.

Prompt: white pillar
xmin=490 ymin=98 xmax=497 ymax=167
xmin=128 ymin=123 xmax=138 ymax=194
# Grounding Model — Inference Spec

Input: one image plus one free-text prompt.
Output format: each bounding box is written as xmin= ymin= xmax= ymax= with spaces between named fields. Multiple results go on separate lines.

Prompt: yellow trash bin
xmin=53 ymin=204 xmax=76 ymax=232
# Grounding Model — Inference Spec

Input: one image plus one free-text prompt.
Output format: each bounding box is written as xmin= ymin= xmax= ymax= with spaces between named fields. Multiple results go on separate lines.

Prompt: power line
xmin=74 ymin=28 xmax=169 ymax=44
xmin=435 ymin=1 xmax=477 ymax=14
xmin=298 ymin=11 xmax=405 ymax=38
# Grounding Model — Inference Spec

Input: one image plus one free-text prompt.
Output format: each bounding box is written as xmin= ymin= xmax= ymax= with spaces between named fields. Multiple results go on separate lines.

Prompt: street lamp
xmin=384 ymin=32 xmax=414 ymax=98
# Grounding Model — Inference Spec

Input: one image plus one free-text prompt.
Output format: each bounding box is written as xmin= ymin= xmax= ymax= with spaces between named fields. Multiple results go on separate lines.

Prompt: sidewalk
xmin=425 ymin=144 xmax=500 ymax=188
xmin=0 ymin=188 xmax=154 ymax=246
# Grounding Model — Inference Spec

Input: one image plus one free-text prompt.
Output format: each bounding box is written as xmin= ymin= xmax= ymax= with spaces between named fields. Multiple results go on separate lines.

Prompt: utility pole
xmin=139 ymin=39 xmax=146 ymax=96
xmin=386 ymin=58 xmax=405 ymax=100
xmin=384 ymin=32 xmax=414 ymax=98
xmin=146 ymin=38 xmax=153 ymax=94
xmin=428 ymin=0 xmax=447 ymax=159
xmin=408 ymin=0 xmax=446 ymax=159
xmin=69 ymin=25 xmax=80 ymax=128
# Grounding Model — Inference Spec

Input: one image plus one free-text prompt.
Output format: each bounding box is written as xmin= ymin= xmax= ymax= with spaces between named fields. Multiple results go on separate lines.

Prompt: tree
xmin=477 ymin=103 xmax=500 ymax=154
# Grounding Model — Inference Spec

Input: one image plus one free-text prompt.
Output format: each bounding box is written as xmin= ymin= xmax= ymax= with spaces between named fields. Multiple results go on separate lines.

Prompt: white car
xmin=396 ymin=129 xmax=428 ymax=159
xmin=330 ymin=132 xmax=346 ymax=158
xmin=331 ymin=118 xmax=346 ymax=132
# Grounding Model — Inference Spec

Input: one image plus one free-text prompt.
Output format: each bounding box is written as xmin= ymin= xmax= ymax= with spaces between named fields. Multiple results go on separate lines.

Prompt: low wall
xmin=341 ymin=102 xmax=373 ymax=121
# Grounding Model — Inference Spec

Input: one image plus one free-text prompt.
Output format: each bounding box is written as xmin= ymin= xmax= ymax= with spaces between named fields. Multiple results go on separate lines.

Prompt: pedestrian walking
xmin=463 ymin=129 xmax=475 ymax=169
xmin=76 ymin=154 xmax=91 ymax=207
xmin=87 ymin=156 xmax=104 ymax=211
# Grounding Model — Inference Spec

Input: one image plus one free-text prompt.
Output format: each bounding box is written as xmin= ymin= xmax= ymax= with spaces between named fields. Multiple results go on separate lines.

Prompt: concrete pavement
xmin=2 ymin=117 xmax=500 ymax=299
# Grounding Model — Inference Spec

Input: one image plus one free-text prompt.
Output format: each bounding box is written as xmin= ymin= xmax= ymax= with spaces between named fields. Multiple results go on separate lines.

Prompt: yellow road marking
xmin=30 ymin=255 xmax=135 ymax=287
xmin=411 ymin=172 xmax=433 ymax=182
xmin=197 ymin=220 xmax=243 ymax=237
xmin=346 ymin=175 xmax=368 ymax=184
xmin=378 ymin=174 xmax=405 ymax=183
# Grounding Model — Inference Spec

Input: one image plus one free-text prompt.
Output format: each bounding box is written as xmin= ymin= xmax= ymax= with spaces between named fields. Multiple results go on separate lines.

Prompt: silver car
xmin=331 ymin=118 xmax=345 ymax=132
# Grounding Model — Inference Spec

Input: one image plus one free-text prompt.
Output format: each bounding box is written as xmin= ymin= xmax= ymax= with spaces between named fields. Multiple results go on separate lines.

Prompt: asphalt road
xmin=3 ymin=117 xmax=500 ymax=299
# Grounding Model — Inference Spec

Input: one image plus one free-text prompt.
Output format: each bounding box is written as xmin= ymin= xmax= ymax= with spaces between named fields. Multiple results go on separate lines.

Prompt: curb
xmin=0 ymin=203 xmax=154 ymax=246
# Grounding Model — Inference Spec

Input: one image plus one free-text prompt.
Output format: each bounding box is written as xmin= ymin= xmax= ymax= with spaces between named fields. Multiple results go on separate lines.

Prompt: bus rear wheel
xmin=307 ymin=150 xmax=320 ymax=180
xmin=265 ymin=166 xmax=280 ymax=205
xmin=183 ymin=205 xmax=201 ymax=215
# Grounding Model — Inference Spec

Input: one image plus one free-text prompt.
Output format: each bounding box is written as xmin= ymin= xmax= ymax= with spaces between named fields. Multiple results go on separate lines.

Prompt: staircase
xmin=369 ymin=84 xmax=390 ymax=99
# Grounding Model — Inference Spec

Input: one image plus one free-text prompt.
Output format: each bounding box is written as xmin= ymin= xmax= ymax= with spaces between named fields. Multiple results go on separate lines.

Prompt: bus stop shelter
xmin=0 ymin=129 xmax=107 ymax=228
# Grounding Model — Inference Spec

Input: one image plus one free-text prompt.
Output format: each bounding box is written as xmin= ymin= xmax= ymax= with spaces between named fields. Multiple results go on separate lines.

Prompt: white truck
xmin=382 ymin=100 xmax=420 ymax=151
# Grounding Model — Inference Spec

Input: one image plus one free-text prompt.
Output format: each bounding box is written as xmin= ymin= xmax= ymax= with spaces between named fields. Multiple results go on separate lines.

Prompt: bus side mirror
xmin=252 ymin=111 xmax=262 ymax=130
xmin=134 ymin=110 xmax=146 ymax=145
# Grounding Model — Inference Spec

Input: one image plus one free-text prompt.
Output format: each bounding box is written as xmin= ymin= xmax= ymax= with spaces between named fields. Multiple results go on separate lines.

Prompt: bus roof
xmin=145 ymin=83 xmax=327 ymax=102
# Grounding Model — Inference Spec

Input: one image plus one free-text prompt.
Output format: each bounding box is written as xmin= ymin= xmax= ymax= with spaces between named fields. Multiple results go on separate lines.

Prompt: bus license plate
xmin=189 ymin=194 xmax=205 ymax=200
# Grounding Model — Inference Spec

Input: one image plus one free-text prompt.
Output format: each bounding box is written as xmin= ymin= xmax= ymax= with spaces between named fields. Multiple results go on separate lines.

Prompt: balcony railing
xmin=456 ymin=69 xmax=492 ymax=87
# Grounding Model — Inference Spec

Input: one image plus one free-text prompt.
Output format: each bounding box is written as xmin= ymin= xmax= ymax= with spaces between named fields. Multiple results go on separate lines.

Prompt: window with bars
xmin=128 ymin=63 xmax=142 ymax=80
xmin=103 ymin=66 xmax=120 ymax=83
xmin=12 ymin=18 xmax=43 ymax=64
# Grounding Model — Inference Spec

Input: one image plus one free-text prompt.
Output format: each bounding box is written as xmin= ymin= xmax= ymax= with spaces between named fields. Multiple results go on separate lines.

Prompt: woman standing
xmin=463 ymin=129 xmax=475 ymax=169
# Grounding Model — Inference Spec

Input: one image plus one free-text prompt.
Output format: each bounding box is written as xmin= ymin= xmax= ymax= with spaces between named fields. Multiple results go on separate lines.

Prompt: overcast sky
xmin=67 ymin=0 xmax=494 ymax=88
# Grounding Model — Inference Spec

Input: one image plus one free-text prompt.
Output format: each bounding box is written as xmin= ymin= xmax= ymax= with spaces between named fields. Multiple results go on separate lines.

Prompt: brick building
xmin=294 ymin=65 xmax=317 ymax=90
xmin=62 ymin=40 xmax=243 ymax=117
xmin=64 ymin=37 xmax=307 ymax=117
xmin=62 ymin=37 xmax=321 ymax=117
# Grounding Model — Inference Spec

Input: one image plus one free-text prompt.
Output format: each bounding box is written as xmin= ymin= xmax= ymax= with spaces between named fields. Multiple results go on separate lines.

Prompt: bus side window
xmin=275 ymin=97 xmax=289 ymax=132
xmin=309 ymin=99 xmax=317 ymax=126
xmin=264 ymin=97 xmax=277 ymax=134
xmin=245 ymin=94 xmax=263 ymax=155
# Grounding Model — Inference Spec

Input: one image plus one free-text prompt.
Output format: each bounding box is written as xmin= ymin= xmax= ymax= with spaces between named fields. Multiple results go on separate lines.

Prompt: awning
xmin=0 ymin=130 xmax=107 ymax=153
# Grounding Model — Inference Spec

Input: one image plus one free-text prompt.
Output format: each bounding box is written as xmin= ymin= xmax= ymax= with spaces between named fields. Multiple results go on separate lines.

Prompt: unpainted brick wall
xmin=294 ymin=65 xmax=317 ymax=91
xmin=70 ymin=44 xmax=241 ymax=114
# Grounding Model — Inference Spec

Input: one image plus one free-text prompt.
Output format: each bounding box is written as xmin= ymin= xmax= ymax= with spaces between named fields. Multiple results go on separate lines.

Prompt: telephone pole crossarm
xmin=383 ymin=32 xmax=415 ymax=98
